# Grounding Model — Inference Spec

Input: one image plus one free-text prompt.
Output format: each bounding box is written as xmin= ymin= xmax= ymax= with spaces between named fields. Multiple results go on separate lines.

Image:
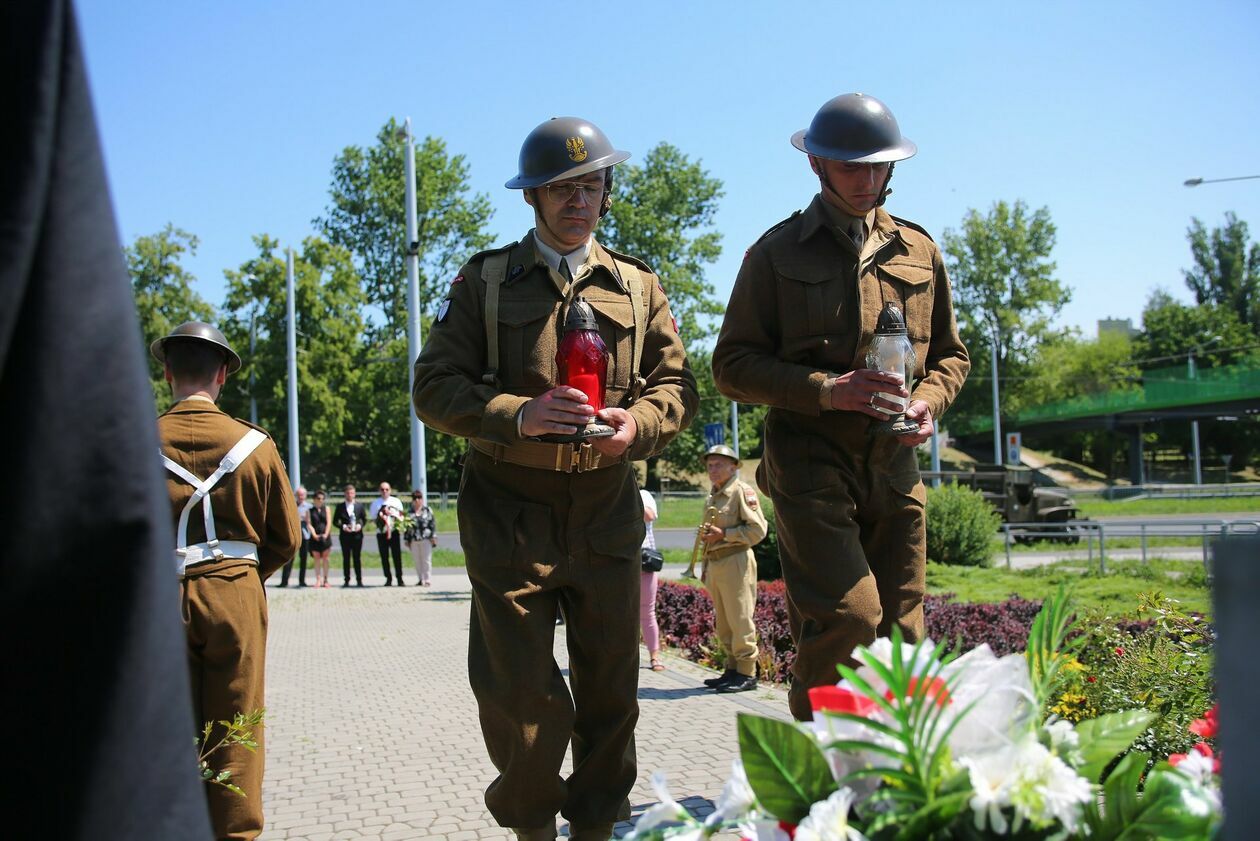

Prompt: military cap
xmin=791 ymin=93 xmax=917 ymax=164
xmin=150 ymin=321 xmax=242 ymax=374
xmin=505 ymin=116 xmax=630 ymax=190
xmin=703 ymin=444 xmax=741 ymax=465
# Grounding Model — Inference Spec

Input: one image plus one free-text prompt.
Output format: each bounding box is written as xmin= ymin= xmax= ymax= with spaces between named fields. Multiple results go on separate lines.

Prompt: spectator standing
xmin=333 ymin=485 xmax=367 ymax=587
xmin=403 ymin=489 xmax=437 ymax=587
xmin=370 ymin=482 xmax=406 ymax=586
xmin=639 ymin=489 xmax=664 ymax=671
xmin=307 ymin=490 xmax=333 ymax=587
xmin=279 ymin=485 xmax=310 ymax=587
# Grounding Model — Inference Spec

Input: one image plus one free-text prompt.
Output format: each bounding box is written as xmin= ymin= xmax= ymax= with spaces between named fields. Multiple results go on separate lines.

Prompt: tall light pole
xmin=286 ymin=248 xmax=300 ymax=490
xmin=730 ymin=401 xmax=739 ymax=457
xmin=245 ymin=274 xmax=258 ymax=425
xmin=990 ymin=328 xmax=1002 ymax=464
xmin=1188 ymin=336 xmax=1222 ymax=485
xmin=403 ymin=118 xmax=427 ymax=495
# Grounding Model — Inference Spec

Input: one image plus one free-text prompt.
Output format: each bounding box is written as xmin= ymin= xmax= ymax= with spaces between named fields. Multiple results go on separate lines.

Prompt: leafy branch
xmin=196 ymin=708 xmax=265 ymax=797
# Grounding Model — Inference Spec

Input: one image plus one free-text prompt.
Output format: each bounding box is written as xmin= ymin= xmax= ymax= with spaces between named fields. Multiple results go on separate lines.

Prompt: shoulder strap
xmin=612 ymin=257 xmax=648 ymax=401
xmin=481 ymin=252 xmax=510 ymax=388
xmin=160 ymin=428 xmax=268 ymax=561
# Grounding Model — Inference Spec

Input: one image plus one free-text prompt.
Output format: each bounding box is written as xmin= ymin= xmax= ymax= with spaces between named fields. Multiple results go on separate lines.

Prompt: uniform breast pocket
xmin=878 ymin=260 xmax=934 ymax=341
xmin=585 ymin=297 xmax=635 ymax=389
xmin=775 ymin=261 xmax=843 ymax=339
xmin=498 ymin=298 xmax=560 ymax=389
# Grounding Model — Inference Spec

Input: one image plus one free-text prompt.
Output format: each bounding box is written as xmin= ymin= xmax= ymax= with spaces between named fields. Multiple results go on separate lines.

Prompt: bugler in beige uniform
xmin=153 ymin=322 xmax=301 ymax=840
xmin=713 ymin=94 xmax=969 ymax=721
xmin=698 ymin=446 xmax=768 ymax=691
xmin=413 ymin=117 xmax=697 ymax=841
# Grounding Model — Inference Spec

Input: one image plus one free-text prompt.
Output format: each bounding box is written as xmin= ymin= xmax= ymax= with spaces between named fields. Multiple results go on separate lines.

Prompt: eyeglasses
xmin=543 ymin=181 xmax=604 ymax=204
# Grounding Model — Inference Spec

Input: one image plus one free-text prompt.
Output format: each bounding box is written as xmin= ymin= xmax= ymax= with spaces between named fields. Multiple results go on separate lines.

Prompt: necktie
xmin=851 ymin=221 xmax=865 ymax=252
xmin=559 ymin=258 xmax=574 ymax=284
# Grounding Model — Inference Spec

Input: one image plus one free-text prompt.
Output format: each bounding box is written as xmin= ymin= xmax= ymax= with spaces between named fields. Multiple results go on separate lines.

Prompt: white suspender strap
xmin=160 ymin=428 xmax=268 ymax=568
xmin=613 ymin=258 xmax=648 ymax=401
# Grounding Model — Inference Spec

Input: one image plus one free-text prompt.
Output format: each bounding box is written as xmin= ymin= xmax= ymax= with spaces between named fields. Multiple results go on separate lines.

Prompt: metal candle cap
xmin=875 ymin=302 xmax=908 ymax=336
xmin=564 ymin=296 xmax=599 ymax=332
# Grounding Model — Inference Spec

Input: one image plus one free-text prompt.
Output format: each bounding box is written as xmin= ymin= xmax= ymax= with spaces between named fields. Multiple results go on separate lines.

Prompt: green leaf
xmin=737 ymin=713 xmax=837 ymax=823
xmin=1075 ymin=709 xmax=1157 ymax=783
xmin=1085 ymin=754 xmax=1219 ymax=840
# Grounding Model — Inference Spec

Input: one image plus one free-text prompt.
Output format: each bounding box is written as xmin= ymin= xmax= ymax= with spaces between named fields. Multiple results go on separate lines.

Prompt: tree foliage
xmin=600 ymin=143 xmax=731 ymax=483
xmin=217 ymin=236 xmax=366 ymax=489
xmin=127 ymin=224 xmax=215 ymax=409
xmin=314 ymin=119 xmax=494 ymax=489
xmin=1183 ymin=212 xmax=1260 ymax=334
xmin=943 ymin=200 xmax=1071 ymax=422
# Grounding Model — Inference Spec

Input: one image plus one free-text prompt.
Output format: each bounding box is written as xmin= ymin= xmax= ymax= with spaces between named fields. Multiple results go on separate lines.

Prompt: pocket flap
xmin=498 ymin=299 xmax=557 ymax=327
xmin=586 ymin=297 xmax=635 ymax=328
xmin=879 ymin=260 xmax=933 ymax=287
xmin=777 ymin=262 xmax=840 ymax=285
xmin=586 ymin=514 xmax=646 ymax=561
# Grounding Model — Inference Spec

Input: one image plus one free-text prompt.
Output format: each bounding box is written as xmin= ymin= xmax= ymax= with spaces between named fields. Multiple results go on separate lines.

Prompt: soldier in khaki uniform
xmin=153 ymin=322 xmax=302 ymax=840
xmin=697 ymin=445 xmax=768 ymax=693
xmin=413 ymin=117 xmax=697 ymax=841
xmin=712 ymin=94 xmax=969 ymax=721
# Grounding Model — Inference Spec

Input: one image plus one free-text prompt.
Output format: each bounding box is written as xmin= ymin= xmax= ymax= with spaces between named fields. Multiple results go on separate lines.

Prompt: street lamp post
xmin=1187 ymin=336 xmax=1222 ymax=485
xmin=402 ymin=118 xmax=427 ymax=496
xmin=286 ymin=248 xmax=300 ymax=490
xmin=990 ymin=329 xmax=1002 ymax=464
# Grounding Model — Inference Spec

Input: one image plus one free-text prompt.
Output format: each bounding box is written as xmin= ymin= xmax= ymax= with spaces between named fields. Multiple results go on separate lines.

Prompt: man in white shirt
xmin=279 ymin=486 xmax=311 ymax=587
xmin=369 ymin=481 xmax=406 ymax=586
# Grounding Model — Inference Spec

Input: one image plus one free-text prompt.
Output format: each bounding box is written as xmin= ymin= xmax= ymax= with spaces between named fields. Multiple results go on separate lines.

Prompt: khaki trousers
xmin=761 ymin=416 xmax=927 ymax=721
xmin=703 ymin=550 xmax=759 ymax=676
xmin=182 ymin=559 xmax=268 ymax=840
xmin=459 ymin=451 xmax=644 ymax=833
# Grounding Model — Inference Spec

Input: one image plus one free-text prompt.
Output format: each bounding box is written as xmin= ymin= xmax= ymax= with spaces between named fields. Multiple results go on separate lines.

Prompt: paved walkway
xmin=262 ymin=567 xmax=790 ymax=840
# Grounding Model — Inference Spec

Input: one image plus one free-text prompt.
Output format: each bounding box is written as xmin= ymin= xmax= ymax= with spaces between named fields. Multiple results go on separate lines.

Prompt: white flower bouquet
xmin=629 ymin=589 xmax=1221 ymax=840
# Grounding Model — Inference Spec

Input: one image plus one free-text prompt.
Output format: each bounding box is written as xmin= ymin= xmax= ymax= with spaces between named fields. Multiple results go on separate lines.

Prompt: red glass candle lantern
xmin=545 ymin=296 xmax=614 ymax=443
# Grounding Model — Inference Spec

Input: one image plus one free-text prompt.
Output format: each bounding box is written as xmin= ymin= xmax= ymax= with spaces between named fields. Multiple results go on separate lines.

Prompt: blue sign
xmin=704 ymin=423 xmax=725 ymax=448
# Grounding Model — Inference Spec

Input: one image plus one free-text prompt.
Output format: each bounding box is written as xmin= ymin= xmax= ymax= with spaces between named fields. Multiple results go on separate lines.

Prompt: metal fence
xmin=998 ymin=518 xmax=1260 ymax=573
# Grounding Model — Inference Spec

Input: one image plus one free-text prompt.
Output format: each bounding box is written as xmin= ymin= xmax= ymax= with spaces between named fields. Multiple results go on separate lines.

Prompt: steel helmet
xmin=791 ymin=93 xmax=917 ymax=163
xmin=505 ymin=116 xmax=630 ymax=190
xmin=150 ymin=321 xmax=242 ymax=374
xmin=703 ymin=444 xmax=741 ymax=465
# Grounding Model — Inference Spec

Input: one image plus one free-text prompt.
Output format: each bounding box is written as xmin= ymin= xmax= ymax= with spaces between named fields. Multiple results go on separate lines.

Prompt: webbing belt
xmin=161 ymin=428 xmax=267 ymax=572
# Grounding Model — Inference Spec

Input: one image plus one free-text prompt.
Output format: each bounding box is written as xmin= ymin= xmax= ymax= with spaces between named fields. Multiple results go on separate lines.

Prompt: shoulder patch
xmin=890 ymin=215 xmax=935 ymax=242
xmin=743 ymin=486 xmax=760 ymax=510
xmin=751 ymin=210 xmax=803 ymax=248
xmin=436 ymin=299 xmax=451 ymax=323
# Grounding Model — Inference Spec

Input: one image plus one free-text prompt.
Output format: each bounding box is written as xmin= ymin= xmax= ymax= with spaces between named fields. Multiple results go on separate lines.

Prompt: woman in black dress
xmin=306 ymin=490 xmax=333 ymax=587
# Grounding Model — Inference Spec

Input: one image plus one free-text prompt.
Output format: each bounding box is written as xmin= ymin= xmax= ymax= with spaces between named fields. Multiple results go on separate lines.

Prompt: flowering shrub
xmin=629 ymin=590 xmax=1222 ymax=840
xmin=923 ymin=593 xmax=1043 ymax=656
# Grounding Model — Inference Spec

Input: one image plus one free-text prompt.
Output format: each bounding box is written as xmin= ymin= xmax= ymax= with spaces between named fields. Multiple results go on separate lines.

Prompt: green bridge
xmin=952 ymin=362 xmax=1260 ymax=436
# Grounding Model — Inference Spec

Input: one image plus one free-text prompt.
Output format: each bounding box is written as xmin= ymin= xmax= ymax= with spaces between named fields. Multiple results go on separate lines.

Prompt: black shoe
xmin=278 ymin=582 xmax=289 ymax=588
xmin=356 ymin=581 xmax=364 ymax=587
xmin=385 ymin=580 xmax=393 ymax=587
xmin=342 ymin=582 xmax=350 ymax=588
xmin=717 ymin=674 xmax=758 ymax=693
xmin=704 ymin=670 xmax=737 ymax=689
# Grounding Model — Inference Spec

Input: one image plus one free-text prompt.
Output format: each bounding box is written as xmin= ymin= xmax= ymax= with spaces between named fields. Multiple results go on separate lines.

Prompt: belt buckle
xmin=568 ymin=444 xmax=583 ymax=473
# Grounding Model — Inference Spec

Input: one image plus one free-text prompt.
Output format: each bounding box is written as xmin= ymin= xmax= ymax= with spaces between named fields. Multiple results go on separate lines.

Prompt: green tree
xmin=1184 ymin=212 xmax=1260 ymax=334
xmin=599 ymin=142 xmax=729 ymax=484
xmin=314 ymin=119 xmax=494 ymax=488
xmin=943 ymin=200 xmax=1071 ymax=425
xmin=218 ymin=236 xmax=367 ymax=490
xmin=127 ymin=224 xmax=215 ymax=409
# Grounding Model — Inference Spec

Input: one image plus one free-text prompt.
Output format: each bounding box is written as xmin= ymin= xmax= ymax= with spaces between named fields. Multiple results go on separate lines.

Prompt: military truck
xmin=922 ymin=464 xmax=1084 ymax=543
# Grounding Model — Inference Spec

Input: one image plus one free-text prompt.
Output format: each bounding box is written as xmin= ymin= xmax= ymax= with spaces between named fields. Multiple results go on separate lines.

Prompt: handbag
xmin=640 ymin=547 xmax=664 ymax=573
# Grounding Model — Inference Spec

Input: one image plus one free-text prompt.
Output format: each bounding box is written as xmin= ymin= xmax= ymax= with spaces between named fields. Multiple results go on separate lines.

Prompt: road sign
xmin=1006 ymin=432 xmax=1022 ymax=465
xmin=704 ymin=423 xmax=725 ymax=448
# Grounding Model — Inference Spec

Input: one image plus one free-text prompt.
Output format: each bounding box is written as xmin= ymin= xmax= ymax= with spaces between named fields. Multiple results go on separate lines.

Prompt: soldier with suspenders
xmin=413 ymin=117 xmax=697 ymax=840
xmin=152 ymin=321 xmax=301 ymax=840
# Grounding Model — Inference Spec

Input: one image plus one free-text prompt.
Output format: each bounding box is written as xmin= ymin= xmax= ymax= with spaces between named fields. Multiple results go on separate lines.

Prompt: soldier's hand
xmin=519 ymin=386 xmax=594 ymax=437
xmin=829 ymin=368 xmax=909 ymax=417
xmin=701 ymin=523 xmax=724 ymax=545
xmin=591 ymin=408 xmax=637 ymax=457
xmin=898 ymin=400 xmax=935 ymax=447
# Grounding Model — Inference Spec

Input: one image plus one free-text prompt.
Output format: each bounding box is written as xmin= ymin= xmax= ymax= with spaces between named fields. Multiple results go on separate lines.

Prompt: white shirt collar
xmin=533 ymin=232 xmax=592 ymax=280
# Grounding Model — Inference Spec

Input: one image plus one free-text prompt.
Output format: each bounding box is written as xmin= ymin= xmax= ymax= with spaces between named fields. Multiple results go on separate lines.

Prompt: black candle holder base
xmin=868 ymin=416 xmax=921 ymax=437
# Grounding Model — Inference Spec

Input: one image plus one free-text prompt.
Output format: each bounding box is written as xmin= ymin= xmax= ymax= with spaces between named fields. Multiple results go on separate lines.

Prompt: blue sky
xmin=79 ymin=0 xmax=1260 ymax=339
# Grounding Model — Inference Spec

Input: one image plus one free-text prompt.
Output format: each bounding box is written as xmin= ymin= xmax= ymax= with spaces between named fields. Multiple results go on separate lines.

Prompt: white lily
xmin=793 ymin=788 xmax=868 ymax=841
xmin=707 ymin=760 xmax=757 ymax=824
xmin=627 ymin=771 xmax=693 ymax=835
